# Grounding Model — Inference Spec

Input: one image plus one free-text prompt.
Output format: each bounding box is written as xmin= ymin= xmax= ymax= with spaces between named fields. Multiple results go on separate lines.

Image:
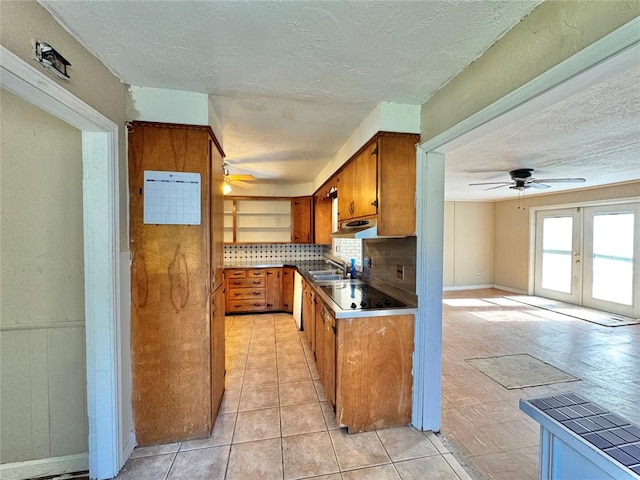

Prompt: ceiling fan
xmin=469 ymin=168 xmax=586 ymax=191
xmin=223 ymin=161 xmax=256 ymax=193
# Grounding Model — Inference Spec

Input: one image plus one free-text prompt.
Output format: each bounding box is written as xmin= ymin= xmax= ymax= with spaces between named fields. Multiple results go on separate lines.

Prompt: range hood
xmin=332 ymin=219 xmax=378 ymax=239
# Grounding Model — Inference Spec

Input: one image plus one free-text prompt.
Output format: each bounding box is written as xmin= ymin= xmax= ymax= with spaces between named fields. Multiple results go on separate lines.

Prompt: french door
xmin=534 ymin=203 xmax=639 ymax=318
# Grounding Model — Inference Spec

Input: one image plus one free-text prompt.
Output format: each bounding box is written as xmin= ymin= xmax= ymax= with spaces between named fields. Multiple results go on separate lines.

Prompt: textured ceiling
xmin=41 ymin=0 xmax=541 ymax=185
xmin=445 ymin=64 xmax=640 ymax=201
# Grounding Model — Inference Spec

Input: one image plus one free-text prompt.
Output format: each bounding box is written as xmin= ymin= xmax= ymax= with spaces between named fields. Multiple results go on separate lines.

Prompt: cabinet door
xmin=376 ymin=135 xmax=418 ymax=236
xmin=281 ymin=267 xmax=295 ymax=312
xmin=302 ymin=280 xmax=315 ymax=349
xmin=337 ymin=164 xmax=354 ymax=221
xmin=210 ymin=285 xmax=225 ymax=423
xmin=292 ymin=196 xmax=313 ymax=243
xmin=210 ymin=141 xmax=225 ymax=291
xmin=265 ymin=268 xmax=282 ymax=311
xmin=314 ymin=298 xmax=325 ymax=384
xmin=351 ymin=143 xmax=378 ymax=218
xmin=314 ymin=191 xmax=333 ymax=245
xmin=323 ymin=309 xmax=336 ymax=409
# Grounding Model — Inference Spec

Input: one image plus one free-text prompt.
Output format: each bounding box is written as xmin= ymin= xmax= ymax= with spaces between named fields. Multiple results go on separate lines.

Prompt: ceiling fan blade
xmin=529 ymin=182 xmax=550 ymax=189
xmin=230 ymin=179 xmax=255 ymax=188
xmin=228 ymin=174 xmax=256 ymax=181
xmin=468 ymin=181 xmax=512 ymax=186
xmin=533 ymin=178 xmax=586 ymax=183
xmin=484 ymin=184 xmax=511 ymax=191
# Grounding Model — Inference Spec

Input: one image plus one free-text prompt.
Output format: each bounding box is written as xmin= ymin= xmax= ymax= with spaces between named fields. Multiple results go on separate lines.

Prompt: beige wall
xmin=421 ymin=1 xmax=640 ymax=141
xmin=493 ymin=182 xmax=640 ymax=292
xmin=0 ymin=0 xmax=129 ymax=245
xmin=443 ymin=202 xmax=494 ymax=288
xmin=0 ymin=89 xmax=87 ymax=463
xmin=0 ymin=0 xmax=133 ymax=465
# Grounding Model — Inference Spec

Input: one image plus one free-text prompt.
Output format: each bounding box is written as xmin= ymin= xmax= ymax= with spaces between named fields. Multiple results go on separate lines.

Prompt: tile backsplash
xmin=224 ymin=243 xmax=328 ymax=265
xmin=363 ymin=236 xmax=416 ymax=296
xmin=332 ymin=238 xmax=363 ymax=269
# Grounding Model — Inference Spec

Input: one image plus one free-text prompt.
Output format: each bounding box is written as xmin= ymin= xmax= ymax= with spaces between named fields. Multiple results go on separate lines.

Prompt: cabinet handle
xmin=253 ymin=281 xmax=261 ymax=285
xmin=234 ymin=293 xmax=242 ymax=296
xmin=267 ymin=271 xmax=273 ymax=275
xmin=253 ymin=292 xmax=261 ymax=296
xmin=253 ymin=303 xmax=262 ymax=307
xmin=267 ymin=303 xmax=273 ymax=307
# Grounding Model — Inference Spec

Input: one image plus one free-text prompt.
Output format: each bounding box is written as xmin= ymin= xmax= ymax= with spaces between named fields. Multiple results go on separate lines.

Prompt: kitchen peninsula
xmin=223 ymin=257 xmax=417 ymax=434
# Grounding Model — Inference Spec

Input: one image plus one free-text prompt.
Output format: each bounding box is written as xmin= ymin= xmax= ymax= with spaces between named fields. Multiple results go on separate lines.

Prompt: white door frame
xmin=1 ymin=46 xmax=123 ymax=479
xmin=412 ymin=18 xmax=639 ymax=431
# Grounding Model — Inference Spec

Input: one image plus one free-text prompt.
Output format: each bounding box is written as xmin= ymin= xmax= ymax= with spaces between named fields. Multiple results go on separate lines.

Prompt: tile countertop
xmin=223 ymin=260 xmax=417 ymax=319
xmin=520 ymin=392 xmax=640 ymax=479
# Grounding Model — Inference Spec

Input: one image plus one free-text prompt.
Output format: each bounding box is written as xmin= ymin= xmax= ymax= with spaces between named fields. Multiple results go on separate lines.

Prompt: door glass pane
xmin=541 ymin=216 xmax=573 ymax=293
xmin=592 ymin=213 xmax=634 ymax=305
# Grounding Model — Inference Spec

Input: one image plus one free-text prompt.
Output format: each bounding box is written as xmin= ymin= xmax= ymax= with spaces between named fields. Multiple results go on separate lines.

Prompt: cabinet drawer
xmin=227 ymin=269 xmax=247 ymax=279
xmin=228 ymin=288 xmax=265 ymax=300
xmin=227 ymin=299 xmax=266 ymax=313
xmin=247 ymin=269 xmax=266 ymax=278
xmin=228 ymin=278 xmax=265 ymax=288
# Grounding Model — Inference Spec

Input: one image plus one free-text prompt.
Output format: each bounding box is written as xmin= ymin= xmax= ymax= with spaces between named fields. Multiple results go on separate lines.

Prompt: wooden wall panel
xmin=129 ymin=123 xmax=213 ymax=445
xmin=336 ymin=314 xmax=414 ymax=433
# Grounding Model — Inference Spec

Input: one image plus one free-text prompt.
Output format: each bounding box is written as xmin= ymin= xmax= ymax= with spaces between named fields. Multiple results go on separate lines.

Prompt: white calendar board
xmin=143 ymin=170 xmax=201 ymax=225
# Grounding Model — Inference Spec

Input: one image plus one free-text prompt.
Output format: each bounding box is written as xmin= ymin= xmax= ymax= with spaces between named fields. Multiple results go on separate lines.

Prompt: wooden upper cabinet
xmin=292 ymin=196 xmax=313 ymax=243
xmin=336 ymin=163 xmax=353 ymax=221
xmin=351 ymin=142 xmax=378 ymax=219
xmin=313 ymin=190 xmax=333 ymax=245
xmin=332 ymin=132 xmax=418 ymax=235
xmin=376 ymin=134 xmax=419 ymax=236
xmin=337 ymin=141 xmax=377 ymax=222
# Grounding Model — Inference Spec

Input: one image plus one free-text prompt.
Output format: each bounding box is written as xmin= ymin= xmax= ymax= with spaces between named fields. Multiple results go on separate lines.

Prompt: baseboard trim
xmin=122 ymin=431 xmax=137 ymax=464
xmin=442 ymin=284 xmax=528 ymax=295
xmin=443 ymin=284 xmax=494 ymax=291
xmin=491 ymin=284 xmax=528 ymax=295
xmin=0 ymin=453 xmax=88 ymax=480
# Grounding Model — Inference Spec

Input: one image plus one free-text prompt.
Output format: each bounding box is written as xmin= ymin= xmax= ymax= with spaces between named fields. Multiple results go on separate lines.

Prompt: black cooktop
xmin=320 ymin=283 xmax=407 ymax=310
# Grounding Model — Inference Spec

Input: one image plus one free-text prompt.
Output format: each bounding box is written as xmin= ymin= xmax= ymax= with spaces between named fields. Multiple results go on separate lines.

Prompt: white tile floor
xmin=118 ymin=312 xmax=474 ymax=480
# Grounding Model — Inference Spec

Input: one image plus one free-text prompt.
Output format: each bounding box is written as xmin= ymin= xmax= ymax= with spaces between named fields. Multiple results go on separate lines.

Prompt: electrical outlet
xmin=396 ymin=264 xmax=405 ymax=280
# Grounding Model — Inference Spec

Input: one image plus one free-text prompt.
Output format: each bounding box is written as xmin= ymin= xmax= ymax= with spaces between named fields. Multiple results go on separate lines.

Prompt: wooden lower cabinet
xmin=302 ymin=278 xmax=315 ymax=351
xmin=320 ymin=305 xmax=336 ymax=408
xmin=265 ymin=268 xmax=281 ymax=311
xmin=225 ymin=267 xmax=287 ymax=313
xmin=337 ymin=314 xmax=414 ymax=433
xmin=314 ymin=297 xmax=325 ymax=381
xmin=313 ymin=298 xmax=413 ymax=433
xmin=281 ymin=267 xmax=295 ymax=312
xmin=211 ymin=285 xmax=225 ymax=419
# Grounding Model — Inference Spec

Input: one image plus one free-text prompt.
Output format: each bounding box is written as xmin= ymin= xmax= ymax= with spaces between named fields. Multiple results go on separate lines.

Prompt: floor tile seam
xmin=441 ymin=452 xmax=476 ymax=480
xmin=337 ymin=458 xmax=393 ymax=473
xmin=161 ymin=451 xmax=179 ymax=480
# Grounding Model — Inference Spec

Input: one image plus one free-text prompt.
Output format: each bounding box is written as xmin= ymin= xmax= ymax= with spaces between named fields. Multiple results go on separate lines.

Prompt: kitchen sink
xmin=309 ymin=269 xmax=339 ymax=275
xmin=311 ymin=274 xmax=344 ymax=281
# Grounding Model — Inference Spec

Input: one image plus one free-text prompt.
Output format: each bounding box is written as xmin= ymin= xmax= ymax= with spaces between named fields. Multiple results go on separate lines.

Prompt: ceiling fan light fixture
xmin=223 ymin=180 xmax=232 ymax=195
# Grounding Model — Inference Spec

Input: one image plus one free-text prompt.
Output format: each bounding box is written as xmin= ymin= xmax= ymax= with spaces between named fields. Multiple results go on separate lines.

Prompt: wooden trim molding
xmin=127 ymin=120 xmax=225 ymax=158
